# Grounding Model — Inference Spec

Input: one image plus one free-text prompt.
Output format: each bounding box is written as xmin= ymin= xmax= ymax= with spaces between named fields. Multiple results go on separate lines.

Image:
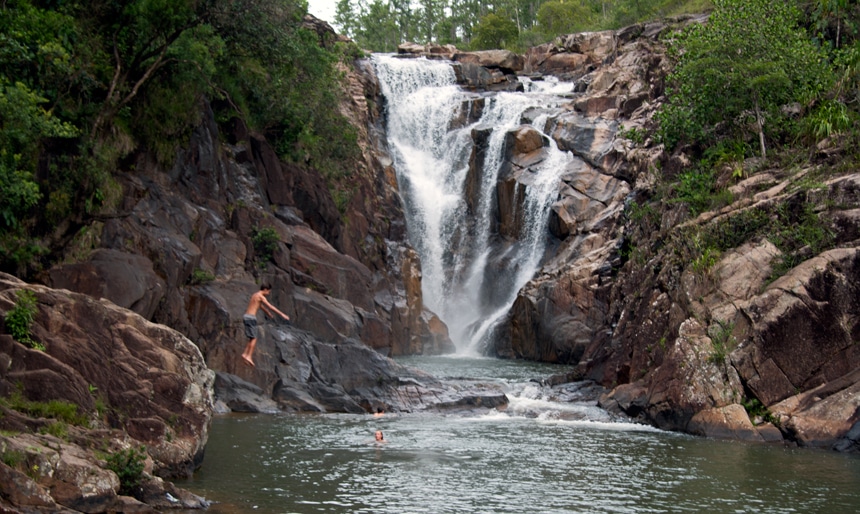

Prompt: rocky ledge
xmin=212 ymin=324 xmax=508 ymax=416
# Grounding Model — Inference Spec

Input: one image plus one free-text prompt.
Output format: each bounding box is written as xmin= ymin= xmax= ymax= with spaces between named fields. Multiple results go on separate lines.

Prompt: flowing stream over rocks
xmin=373 ymin=55 xmax=574 ymax=354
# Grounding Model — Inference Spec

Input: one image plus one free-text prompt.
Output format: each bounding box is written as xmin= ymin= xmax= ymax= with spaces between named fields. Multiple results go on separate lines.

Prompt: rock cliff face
xmin=511 ymin=25 xmax=860 ymax=452
xmin=45 ymin=100 xmax=450 ymax=362
xmin=393 ymin=17 xmax=859 ymax=452
xmin=36 ymin=29 xmax=458 ymax=416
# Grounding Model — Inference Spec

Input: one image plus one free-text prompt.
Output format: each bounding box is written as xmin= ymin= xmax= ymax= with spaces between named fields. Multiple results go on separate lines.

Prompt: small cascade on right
xmin=373 ymin=55 xmax=577 ymax=354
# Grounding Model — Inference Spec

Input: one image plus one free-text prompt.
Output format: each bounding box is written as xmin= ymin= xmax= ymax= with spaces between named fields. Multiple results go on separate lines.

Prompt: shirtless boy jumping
xmin=241 ymin=284 xmax=290 ymax=367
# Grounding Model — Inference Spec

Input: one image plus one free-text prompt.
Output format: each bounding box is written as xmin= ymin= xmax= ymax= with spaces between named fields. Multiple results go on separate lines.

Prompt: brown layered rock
xmin=547 ymin=114 xmax=619 ymax=170
xmin=452 ymin=62 xmax=523 ymax=92
xmin=48 ymin=249 xmax=166 ymax=320
xmin=397 ymin=42 xmax=458 ymax=60
xmin=0 ymin=273 xmax=213 ymax=510
xmin=452 ymin=49 xmax=524 ymax=73
xmin=591 ymin=182 xmax=860 ymax=449
xmin=496 ymin=126 xmax=550 ymax=239
xmin=523 ymin=31 xmax=616 ymax=80
xmin=289 ymin=224 xmax=375 ymax=312
xmin=687 ymin=404 xmax=765 ymax=442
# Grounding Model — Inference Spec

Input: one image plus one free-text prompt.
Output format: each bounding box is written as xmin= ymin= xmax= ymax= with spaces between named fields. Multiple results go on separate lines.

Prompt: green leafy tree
xmin=335 ymin=0 xmax=359 ymax=37
xmin=471 ymin=12 xmax=519 ymax=49
xmin=658 ymin=0 xmax=831 ymax=157
xmin=208 ymin=0 xmax=359 ymax=177
xmin=0 ymin=81 xmax=77 ymax=229
xmin=0 ymin=0 xmax=361 ymax=277
xmin=74 ymin=0 xmax=218 ymax=137
xmin=811 ymin=0 xmax=855 ymax=49
xmin=536 ymin=0 xmax=595 ymax=37
xmin=355 ymin=0 xmax=402 ymax=51
xmin=416 ymin=0 xmax=445 ymax=42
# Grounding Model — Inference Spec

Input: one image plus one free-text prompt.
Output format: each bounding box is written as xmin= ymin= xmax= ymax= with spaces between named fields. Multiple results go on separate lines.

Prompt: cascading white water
xmin=374 ymin=55 xmax=573 ymax=354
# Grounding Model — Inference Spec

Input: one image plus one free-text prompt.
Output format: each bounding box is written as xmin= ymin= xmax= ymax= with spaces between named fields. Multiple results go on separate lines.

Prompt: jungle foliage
xmin=334 ymin=0 xmax=714 ymax=52
xmin=0 ymin=0 xmax=359 ymax=277
xmin=658 ymin=0 xmax=833 ymax=156
xmin=654 ymin=0 xmax=860 ymax=243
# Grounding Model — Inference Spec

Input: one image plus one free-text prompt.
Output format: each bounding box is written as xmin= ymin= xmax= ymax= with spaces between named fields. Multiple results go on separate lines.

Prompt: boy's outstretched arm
xmin=262 ymin=297 xmax=289 ymax=320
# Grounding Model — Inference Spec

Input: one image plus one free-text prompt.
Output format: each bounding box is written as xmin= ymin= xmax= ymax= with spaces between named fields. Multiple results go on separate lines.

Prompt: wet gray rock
xmin=48 ymin=249 xmax=166 ymax=320
xmin=213 ymin=373 xmax=280 ymax=413
xmin=214 ymin=322 xmax=505 ymax=414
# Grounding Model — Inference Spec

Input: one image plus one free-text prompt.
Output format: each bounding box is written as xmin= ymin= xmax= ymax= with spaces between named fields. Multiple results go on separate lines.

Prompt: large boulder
xmin=0 ymin=274 xmax=215 ymax=477
xmin=452 ymin=62 xmax=523 ymax=92
xmin=453 ymin=49 xmax=524 ymax=73
xmin=0 ymin=273 xmax=214 ymax=510
xmin=546 ymin=114 xmax=619 ymax=170
xmin=522 ymin=31 xmax=616 ymax=80
xmin=397 ymin=42 xmax=458 ymax=60
xmin=735 ymin=248 xmax=860 ymax=448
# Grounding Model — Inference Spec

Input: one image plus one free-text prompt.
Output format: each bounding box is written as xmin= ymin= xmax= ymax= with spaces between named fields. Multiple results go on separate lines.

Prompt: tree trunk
xmin=755 ymin=99 xmax=766 ymax=159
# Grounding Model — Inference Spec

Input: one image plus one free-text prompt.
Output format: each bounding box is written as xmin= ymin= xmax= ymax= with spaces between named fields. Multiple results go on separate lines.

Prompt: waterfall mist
xmin=374 ymin=55 xmax=573 ymax=354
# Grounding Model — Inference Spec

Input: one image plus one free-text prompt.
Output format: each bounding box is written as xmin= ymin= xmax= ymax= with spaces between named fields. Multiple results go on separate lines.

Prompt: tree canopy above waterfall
xmin=335 ymin=0 xmax=718 ymax=52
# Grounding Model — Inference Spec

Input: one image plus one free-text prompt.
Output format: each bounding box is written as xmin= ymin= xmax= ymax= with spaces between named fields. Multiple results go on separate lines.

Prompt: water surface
xmin=179 ymin=358 xmax=860 ymax=513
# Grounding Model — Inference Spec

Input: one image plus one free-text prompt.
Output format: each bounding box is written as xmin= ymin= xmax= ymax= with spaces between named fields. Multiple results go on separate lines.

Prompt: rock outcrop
xmin=0 ymin=273 xmax=213 ymax=511
xmin=213 ymin=326 xmax=508 ymax=415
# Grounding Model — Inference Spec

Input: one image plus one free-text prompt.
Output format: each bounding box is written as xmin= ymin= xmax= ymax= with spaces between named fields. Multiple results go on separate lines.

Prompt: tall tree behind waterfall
xmin=417 ymin=0 xmax=445 ymax=42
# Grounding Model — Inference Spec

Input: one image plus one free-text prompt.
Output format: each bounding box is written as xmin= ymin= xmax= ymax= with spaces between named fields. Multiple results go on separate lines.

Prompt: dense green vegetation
xmin=0 ymin=0 xmax=360 ymax=278
xmin=650 ymin=0 xmax=858 ymax=274
xmin=609 ymin=1 xmax=860 ymax=300
xmin=335 ymin=0 xmax=714 ymax=52
xmin=658 ymin=0 xmax=833 ymax=157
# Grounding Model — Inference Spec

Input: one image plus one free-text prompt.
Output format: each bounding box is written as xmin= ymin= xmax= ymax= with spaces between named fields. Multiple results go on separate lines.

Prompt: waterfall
xmin=374 ymin=55 xmax=573 ymax=354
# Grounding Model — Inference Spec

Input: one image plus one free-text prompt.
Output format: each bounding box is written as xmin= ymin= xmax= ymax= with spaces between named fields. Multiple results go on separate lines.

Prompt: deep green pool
xmin=178 ymin=357 xmax=860 ymax=513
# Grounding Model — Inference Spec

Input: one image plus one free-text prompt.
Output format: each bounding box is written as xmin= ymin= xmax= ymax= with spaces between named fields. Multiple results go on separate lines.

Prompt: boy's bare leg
xmin=242 ymin=339 xmax=256 ymax=367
